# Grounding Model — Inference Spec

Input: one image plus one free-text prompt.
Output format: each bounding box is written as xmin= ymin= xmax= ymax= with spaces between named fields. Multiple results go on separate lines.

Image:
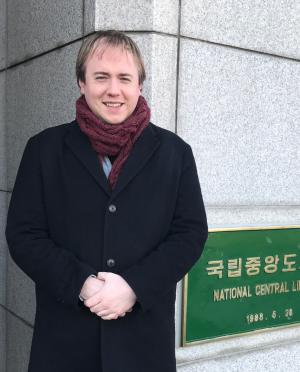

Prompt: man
xmin=6 ymin=30 xmax=208 ymax=372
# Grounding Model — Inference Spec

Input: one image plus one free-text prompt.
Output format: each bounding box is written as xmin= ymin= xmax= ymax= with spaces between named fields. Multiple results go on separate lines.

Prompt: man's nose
xmin=107 ymin=78 xmax=120 ymax=96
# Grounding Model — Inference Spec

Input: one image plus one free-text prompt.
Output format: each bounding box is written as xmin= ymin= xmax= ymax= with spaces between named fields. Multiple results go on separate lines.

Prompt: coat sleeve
xmin=5 ymin=136 xmax=96 ymax=308
xmin=120 ymin=144 xmax=208 ymax=311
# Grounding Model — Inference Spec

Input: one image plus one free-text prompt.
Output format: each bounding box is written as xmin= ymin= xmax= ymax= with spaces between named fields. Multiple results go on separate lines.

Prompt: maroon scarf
xmin=76 ymin=95 xmax=151 ymax=189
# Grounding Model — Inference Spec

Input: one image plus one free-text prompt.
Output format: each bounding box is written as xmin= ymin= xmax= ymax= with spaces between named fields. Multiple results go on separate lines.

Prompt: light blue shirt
xmin=102 ymin=155 xmax=112 ymax=178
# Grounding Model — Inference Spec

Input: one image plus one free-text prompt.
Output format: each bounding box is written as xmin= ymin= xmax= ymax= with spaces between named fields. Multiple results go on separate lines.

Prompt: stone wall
xmin=1 ymin=1 xmax=300 ymax=371
xmin=0 ymin=0 xmax=7 ymax=370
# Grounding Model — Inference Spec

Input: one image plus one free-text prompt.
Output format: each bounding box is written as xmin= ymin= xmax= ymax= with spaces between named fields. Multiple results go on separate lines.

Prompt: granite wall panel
xmin=207 ymin=206 xmax=300 ymax=228
xmin=181 ymin=0 xmax=300 ymax=60
xmin=0 ymin=71 xmax=6 ymax=190
xmin=6 ymin=312 xmax=33 ymax=372
xmin=0 ymin=192 xmax=7 ymax=307
xmin=177 ymin=338 xmax=300 ymax=371
xmin=0 ymin=0 xmax=6 ymax=69
xmin=90 ymin=0 xmax=179 ymax=34
xmin=6 ymin=41 xmax=82 ymax=190
xmin=176 ymin=324 xmax=300 ymax=370
xmin=178 ymin=39 xmax=300 ymax=206
xmin=0 ymin=307 xmax=6 ymax=372
xmin=131 ymin=33 xmax=177 ymax=132
xmin=7 ymin=0 xmax=83 ymax=65
xmin=6 ymin=253 xmax=35 ymax=325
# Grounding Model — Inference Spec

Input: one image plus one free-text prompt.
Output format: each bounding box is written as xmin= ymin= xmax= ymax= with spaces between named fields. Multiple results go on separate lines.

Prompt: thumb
xmin=97 ymin=272 xmax=108 ymax=280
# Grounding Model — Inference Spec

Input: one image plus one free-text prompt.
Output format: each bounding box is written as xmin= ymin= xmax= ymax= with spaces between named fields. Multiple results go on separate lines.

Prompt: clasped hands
xmin=79 ymin=272 xmax=136 ymax=320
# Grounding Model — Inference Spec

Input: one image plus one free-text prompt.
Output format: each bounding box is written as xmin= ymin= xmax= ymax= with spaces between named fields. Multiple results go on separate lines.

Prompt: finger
xmin=97 ymin=272 xmax=108 ymax=280
xmin=97 ymin=310 xmax=111 ymax=317
xmin=120 ymin=313 xmax=126 ymax=317
xmin=84 ymin=292 xmax=103 ymax=308
xmin=101 ymin=313 xmax=119 ymax=320
xmin=90 ymin=303 xmax=109 ymax=313
xmin=126 ymin=308 xmax=133 ymax=313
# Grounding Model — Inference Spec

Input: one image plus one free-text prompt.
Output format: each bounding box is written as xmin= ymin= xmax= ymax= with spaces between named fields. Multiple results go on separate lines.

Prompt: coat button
xmin=108 ymin=204 xmax=117 ymax=213
xmin=106 ymin=258 xmax=116 ymax=268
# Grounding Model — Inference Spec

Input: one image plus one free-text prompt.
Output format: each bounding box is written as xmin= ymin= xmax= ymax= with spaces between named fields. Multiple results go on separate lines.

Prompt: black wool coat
xmin=6 ymin=121 xmax=208 ymax=372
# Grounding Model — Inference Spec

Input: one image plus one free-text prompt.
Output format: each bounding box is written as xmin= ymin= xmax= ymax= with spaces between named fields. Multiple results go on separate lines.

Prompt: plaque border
xmin=181 ymin=225 xmax=300 ymax=347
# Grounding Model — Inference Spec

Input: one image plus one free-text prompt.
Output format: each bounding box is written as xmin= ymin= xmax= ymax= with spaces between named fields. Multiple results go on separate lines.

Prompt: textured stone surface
xmin=181 ymin=0 xmax=300 ymax=60
xmin=6 ymin=312 xmax=33 ymax=372
xmin=0 ymin=71 xmax=6 ymax=190
xmin=177 ymin=341 xmax=300 ymax=371
xmin=178 ymin=39 xmax=300 ymax=206
xmin=83 ymin=0 xmax=95 ymax=34
xmin=175 ymin=281 xmax=183 ymax=347
xmin=93 ymin=0 xmax=178 ymax=34
xmin=152 ymin=0 xmax=179 ymax=34
xmin=6 ymin=41 xmax=81 ymax=190
xmin=207 ymin=206 xmax=300 ymax=229
xmin=0 ymin=307 xmax=6 ymax=372
xmin=131 ymin=34 xmax=177 ymax=132
xmin=176 ymin=324 xmax=300 ymax=370
xmin=0 ymin=192 xmax=7 ymax=307
xmin=0 ymin=0 xmax=6 ymax=69
xmin=7 ymin=253 xmax=36 ymax=325
xmin=7 ymin=0 xmax=83 ymax=65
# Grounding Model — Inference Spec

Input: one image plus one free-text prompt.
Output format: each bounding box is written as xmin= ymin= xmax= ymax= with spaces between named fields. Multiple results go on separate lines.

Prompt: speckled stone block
xmin=181 ymin=0 xmax=300 ymax=60
xmin=91 ymin=0 xmax=179 ymax=34
xmin=207 ymin=206 xmax=300 ymax=229
xmin=83 ymin=0 xmax=95 ymax=34
xmin=178 ymin=39 xmax=300 ymax=206
xmin=131 ymin=33 xmax=177 ymax=132
xmin=176 ymin=324 xmax=300 ymax=370
xmin=0 ymin=0 xmax=6 ymax=69
xmin=177 ymin=338 xmax=300 ymax=371
xmin=6 ymin=41 xmax=82 ymax=190
xmin=6 ymin=312 xmax=33 ymax=372
xmin=0 ymin=71 xmax=6 ymax=190
xmin=0 ymin=192 xmax=7 ymax=307
xmin=7 ymin=0 xmax=83 ymax=65
xmin=0 ymin=307 xmax=6 ymax=372
xmin=175 ymin=281 xmax=183 ymax=347
xmin=152 ymin=0 xmax=179 ymax=34
xmin=7 ymin=253 xmax=36 ymax=325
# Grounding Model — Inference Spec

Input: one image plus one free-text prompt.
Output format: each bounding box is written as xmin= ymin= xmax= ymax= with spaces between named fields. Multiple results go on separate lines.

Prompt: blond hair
xmin=76 ymin=30 xmax=146 ymax=85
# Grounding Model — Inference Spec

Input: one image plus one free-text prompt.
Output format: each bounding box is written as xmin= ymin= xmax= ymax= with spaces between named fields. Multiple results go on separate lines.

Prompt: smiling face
xmin=79 ymin=45 xmax=142 ymax=125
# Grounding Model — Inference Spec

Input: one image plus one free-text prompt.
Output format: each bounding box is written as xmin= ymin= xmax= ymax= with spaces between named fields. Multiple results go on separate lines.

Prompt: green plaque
xmin=182 ymin=226 xmax=300 ymax=345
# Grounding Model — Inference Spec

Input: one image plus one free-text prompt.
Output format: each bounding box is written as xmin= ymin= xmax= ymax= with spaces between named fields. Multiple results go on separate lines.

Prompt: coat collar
xmin=65 ymin=121 xmax=160 ymax=199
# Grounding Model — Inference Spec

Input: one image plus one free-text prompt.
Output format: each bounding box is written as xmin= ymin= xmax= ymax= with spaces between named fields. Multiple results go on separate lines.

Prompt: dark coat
xmin=6 ymin=121 xmax=208 ymax=372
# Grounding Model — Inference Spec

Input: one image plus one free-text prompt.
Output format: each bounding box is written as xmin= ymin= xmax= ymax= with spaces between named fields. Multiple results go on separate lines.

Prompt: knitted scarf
xmin=76 ymin=95 xmax=151 ymax=189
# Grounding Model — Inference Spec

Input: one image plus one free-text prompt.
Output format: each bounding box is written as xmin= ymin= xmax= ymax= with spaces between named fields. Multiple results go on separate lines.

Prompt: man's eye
xmin=96 ymin=76 xmax=106 ymax=80
xmin=121 ymin=77 xmax=130 ymax=82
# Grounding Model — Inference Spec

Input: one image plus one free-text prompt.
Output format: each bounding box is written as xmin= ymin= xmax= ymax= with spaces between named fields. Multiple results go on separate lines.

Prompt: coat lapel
xmin=111 ymin=124 xmax=160 ymax=199
xmin=65 ymin=122 xmax=160 ymax=199
xmin=65 ymin=123 xmax=111 ymax=195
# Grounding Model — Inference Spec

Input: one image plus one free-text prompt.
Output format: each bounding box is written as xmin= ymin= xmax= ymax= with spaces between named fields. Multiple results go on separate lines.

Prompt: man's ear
xmin=78 ymin=80 xmax=85 ymax=95
xmin=139 ymin=84 xmax=143 ymax=94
